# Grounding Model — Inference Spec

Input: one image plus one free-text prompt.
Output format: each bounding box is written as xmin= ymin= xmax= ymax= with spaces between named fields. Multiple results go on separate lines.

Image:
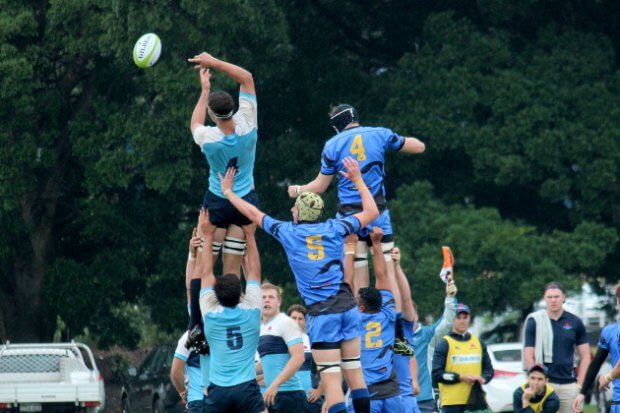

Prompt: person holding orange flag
xmin=411 ymin=247 xmax=459 ymax=413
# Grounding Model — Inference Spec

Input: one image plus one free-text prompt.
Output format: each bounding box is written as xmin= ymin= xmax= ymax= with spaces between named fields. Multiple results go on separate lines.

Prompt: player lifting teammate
xmin=220 ymin=157 xmax=378 ymax=413
xmin=348 ymin=228 xmax=405 ymax=412
xmin=288 ymin=104 xmax=425 ymax=300
xmin=191 ymin=210 xmax=265 ymax=413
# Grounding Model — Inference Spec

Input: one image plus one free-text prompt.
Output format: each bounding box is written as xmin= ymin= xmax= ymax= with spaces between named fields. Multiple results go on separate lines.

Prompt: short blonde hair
xmin=261 ymin=282 xmax=283 ymax=300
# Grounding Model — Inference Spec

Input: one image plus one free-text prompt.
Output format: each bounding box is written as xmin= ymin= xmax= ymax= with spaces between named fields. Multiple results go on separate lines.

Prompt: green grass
xmin=584 ymin=404 xmax=597 ymax=413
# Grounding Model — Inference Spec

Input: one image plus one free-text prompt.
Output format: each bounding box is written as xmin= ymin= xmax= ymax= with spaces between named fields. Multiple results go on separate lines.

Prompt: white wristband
xmin=188 ymin=252 xmax=196 ymax=261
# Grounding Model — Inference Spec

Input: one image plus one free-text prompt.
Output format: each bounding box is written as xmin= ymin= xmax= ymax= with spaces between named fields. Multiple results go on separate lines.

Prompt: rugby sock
xmin=351 ymin=388 xmax=370 ymax=413
xmin=328 ymin=402 xmax=347 ymax=413
xmin=189 ymin=279 xmax=201 ymax=328
xmin=395 ymin=317 xmax=405 ymax=340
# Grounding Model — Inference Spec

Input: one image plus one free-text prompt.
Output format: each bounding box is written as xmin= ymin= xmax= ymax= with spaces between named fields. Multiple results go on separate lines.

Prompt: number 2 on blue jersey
xmin=365 ymin=321 xmax=383 ymax=348
xmin=306 ymin=235 xmax=325 ymax=260
xmin=350 ymin=134 xmax=366 ymax=161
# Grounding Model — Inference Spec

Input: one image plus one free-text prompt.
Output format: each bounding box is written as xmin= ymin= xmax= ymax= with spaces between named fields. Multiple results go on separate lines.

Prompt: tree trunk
xmin=3 ymin=163 xmax=64 ymax=342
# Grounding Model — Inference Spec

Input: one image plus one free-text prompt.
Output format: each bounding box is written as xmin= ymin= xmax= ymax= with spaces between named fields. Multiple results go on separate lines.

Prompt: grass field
xmin=584 ymin=404 xmax=598 ymax=413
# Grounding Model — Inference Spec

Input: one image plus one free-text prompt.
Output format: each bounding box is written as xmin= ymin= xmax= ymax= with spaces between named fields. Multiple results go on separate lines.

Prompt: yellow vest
xmin=520 ymin=383 xmax=555 ymax=413
xmin=439 ymin=334 xmax=483 ymax=406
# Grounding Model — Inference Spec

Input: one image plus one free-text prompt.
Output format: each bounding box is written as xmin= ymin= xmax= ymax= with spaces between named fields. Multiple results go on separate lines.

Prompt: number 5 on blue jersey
xmin=306 ymin=235 xmax=325 ymax=260
xmin=227 ymin=326 xmax=243 ymax=350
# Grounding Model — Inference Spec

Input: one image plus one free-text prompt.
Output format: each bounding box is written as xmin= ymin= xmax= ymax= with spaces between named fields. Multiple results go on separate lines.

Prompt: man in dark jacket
xmin=513 ymin=364 xmax=560 ymax=413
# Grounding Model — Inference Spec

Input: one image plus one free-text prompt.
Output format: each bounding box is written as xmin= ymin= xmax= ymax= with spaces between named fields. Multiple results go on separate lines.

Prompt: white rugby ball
xmin=133 ymin=33 xmax=161 ymax=69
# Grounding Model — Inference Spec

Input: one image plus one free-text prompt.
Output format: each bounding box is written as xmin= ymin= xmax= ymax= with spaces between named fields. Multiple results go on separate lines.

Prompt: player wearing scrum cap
xmin=287 ymin=104 xmax=425 ymax=306
xmin=220 ymin=157 xmax=379 ymax=413
xmin=188 ymin=51 xmax=258 ymax=277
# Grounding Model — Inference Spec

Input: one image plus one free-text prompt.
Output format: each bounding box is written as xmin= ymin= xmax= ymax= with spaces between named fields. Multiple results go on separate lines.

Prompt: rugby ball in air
xmin=133 ymin=33 xmax=161 ymax=68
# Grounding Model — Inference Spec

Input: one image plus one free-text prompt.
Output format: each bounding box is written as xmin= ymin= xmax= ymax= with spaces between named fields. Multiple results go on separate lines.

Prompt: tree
xmin=390 ymin=182 xmax=617 ymax=318
xmin=0 ymin=0 xmax=290 ymax=344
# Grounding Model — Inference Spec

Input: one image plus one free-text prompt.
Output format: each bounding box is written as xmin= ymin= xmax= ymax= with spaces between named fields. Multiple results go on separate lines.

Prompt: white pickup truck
xmin=0 ymin=342 xmax=105 ymax=413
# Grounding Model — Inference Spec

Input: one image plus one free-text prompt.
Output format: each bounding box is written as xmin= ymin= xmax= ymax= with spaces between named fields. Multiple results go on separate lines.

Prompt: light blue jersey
xmin=262 ymin=215 xmax=361 ymax=305
xmin=258 ymin=313 xmax=304 ymax=392
xmin=598 ymin=322 xmax=620 ymax=401
xmin=199 ymin=354 xmax=210 ymax=387
xmin=192 ymin=92 xmax=258 ymax=198
xmin=320 ymin=126 xmax=405 ymax=207
xmin=294 ymin=333 xmax=313 ymax=394
xmin=413 ymin=297 xmax=457 ymax=402
xmin=200 ymin=280 xmax=262 ymax=387
xmin=359 ymin=290 xmax=397 ymax=385
xmin=174 ymin=331 xmax=205 ymax=402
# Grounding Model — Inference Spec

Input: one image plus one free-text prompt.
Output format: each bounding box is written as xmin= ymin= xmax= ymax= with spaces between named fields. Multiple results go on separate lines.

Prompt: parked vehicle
xmin=0 ymin=342 xmax=105 ymax=413
xmin=483 ymin=343 xmax=526 ymax=412
xmin=121 ymin=343 xmax=184 ymax=413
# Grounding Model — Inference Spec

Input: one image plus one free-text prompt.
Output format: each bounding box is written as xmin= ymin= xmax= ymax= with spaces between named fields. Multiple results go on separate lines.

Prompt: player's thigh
xmin=202 ymin=191 xmax=232 ymax=228
xmin=235 ymin=380 xmax=266 ymax=413
xmin=307 ymin=313 xmax=342 ymax=345
xmin=402 ymin=395 xmax=420 ymax=413
xmin=214 ymin=227 xmax=226 ymax=243
xmin=339 ymin=310 xmax=362 ymax=360
xmin=270 ymin=390 xmax=308 ymax=413
xmin=306 ymin=397 xmax=324 ymax=413
xmin=384 ymin=395 xmax=405 ymax=413
xmin=204 ymin=384 xmax=231 ymax=413
xmin=187 ymin=399 xmax=206 ymax=413
xmin=226 ymin=224 xmax=245 ymax=239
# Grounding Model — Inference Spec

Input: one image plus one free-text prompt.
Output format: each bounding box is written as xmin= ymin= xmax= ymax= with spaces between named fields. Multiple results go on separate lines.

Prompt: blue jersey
xmin=394 ymin=314 xmax=415 ymax=396
xmin=320 ymin=126 xmax=405 ymax=206
xmin=360 ymin=290 xmax=397 ymax=385
xmin=262 ymin=215 xmax=361 ymax=305
xmin=174 ymin=331 xmax=205 ymax=402
xmin=200 ymin=280 xmax=262 ymax=387
xmin=258 ymin=313 xmax=304 ymax=392
xmin=192 ymin=92 xmax=258 ymax=198
xmin=598 ymin=322 xmax=620 ymax=401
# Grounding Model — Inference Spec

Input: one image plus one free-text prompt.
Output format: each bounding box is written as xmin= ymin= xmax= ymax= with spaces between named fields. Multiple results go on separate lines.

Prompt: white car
xmin=0 ymin=342 xmax=105 ymax=413
xmin=483 ymin=343 xmax=526 ymax=412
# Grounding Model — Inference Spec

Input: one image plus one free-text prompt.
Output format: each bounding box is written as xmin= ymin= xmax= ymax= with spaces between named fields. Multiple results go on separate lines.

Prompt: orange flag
xmin=439 ymin=246 xmax=454 ymax=284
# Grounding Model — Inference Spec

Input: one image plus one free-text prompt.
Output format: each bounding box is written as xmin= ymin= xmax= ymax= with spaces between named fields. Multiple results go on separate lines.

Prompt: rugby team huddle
xmin=164 ymin=52 xmax=615 ymax=413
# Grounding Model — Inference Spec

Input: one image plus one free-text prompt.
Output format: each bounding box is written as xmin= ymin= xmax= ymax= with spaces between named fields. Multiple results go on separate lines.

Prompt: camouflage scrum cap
xmin=295 ymin=192 xmax=324 ymax=222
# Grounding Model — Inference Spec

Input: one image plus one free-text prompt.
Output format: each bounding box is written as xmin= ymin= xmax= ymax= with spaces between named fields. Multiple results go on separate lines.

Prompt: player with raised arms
xmin=191 ymin=209 xmax=265 ymax=413
xmin=188 ymin=51 xmax=258 ymax=277
xmin=219 ymin=157 xmax=379 ymax=413
xmin=347 ymin=227 xmax=405 ymax=412
xmin=287 ymin=104 xmax=425 ymax=297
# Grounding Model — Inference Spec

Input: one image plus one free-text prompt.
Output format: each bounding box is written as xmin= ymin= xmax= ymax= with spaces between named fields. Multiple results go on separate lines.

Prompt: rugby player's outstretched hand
xmin=391 ymin=247 xmax=401 ymax=265
xmin=218 ymin=167 xmax=236 ymax=195
xmin=198 ymin=208 xmax=216 ymax=237
xmin=370 ymin=226 xmax=383 ymax=245
xmin=188 ymin=51 xmax=217 ymax=69
xmin=188 ymin=227 xmax=202 ymax=258
xmin=198 ymin=68 xmax=211 ymax=91
xmin=339 ymin=156 xmax=361 ymax=183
